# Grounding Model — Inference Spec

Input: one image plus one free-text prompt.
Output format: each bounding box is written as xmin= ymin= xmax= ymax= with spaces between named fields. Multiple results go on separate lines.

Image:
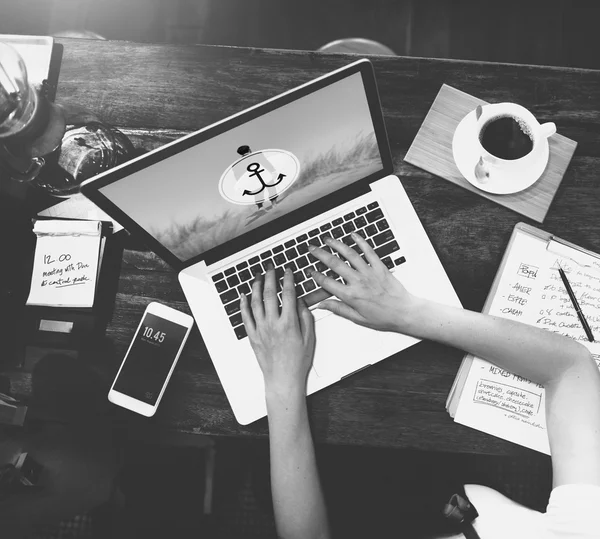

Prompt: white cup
xmin=473 ymin=103 xmax=556 ymax=182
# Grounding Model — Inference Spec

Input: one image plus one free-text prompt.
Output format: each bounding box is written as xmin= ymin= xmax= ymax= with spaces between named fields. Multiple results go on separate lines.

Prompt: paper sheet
xmin=453 ymin=230 xmax=600 ymax=454
xmin=26 ymin=220 xmax=103 ymax=308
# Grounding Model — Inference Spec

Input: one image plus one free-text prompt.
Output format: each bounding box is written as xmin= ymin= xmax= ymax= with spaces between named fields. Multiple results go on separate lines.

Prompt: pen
xmin=557 ymin=264 xmax=595 ymax=343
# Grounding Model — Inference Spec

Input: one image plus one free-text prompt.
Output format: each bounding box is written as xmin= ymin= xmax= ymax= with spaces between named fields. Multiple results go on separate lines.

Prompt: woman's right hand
xmin=307 ymin=231 xmax=419 ymax=333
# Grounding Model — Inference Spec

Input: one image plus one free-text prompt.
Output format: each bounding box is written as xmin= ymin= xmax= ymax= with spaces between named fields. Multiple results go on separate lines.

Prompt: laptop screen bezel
xmin=81 ymin=59 xmax=394 ymax=270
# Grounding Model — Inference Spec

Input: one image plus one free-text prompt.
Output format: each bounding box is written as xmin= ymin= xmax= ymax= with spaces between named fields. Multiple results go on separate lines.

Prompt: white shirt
xmin=444 ymin=483 xmax=600 ymax=538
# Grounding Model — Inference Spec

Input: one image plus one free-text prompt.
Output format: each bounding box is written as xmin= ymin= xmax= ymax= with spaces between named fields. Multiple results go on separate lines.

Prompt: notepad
xmin=446 ymin=223 xmax=600 ymax=454
xmin=26 ymin=220 xmax=105 ymax=308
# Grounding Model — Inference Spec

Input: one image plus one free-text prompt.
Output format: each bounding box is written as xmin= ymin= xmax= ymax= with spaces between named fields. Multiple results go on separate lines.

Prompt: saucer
xmin=452 ymin=110 xmax=549 ymax=195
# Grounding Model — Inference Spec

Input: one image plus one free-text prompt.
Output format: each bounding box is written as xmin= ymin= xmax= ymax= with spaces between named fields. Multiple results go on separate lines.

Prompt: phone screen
xmin=113 ymin=312 xmax=189 ymax=405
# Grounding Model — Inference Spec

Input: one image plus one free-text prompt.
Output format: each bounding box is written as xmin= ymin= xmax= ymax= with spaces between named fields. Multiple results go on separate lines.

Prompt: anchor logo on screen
xmin=218 ymin=145 xmax=301 ymax=209
xmin=242 ymin=162 xmax=286 ymax=196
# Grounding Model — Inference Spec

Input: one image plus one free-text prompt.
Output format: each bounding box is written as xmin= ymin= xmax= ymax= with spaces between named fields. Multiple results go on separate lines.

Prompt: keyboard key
xmin=212 ymin=272 xmax=224 ymax=282
xmin=260 ymin=250 xmax=272 ymax=260
xmin=315 ymin=261 xmax=327 ymax=272
xmin=250 ymin=264 xmax=262 ymax=276
xmin=375 ymin=240 xmax=400 ymax=259
xmin=343 ymin=221 xmax=356 ymax=233
xmin=342 ymin=235 xmax=354 ymax=246
xmin=307 ymin=237 xmax=321 ymax=247
xmin=355 ymin=216 xmax=367 ymax=228
xmin=394 ymin=256 xmax=406 ymax=266
xmin=249 ymin=256 xmax=260 ymax=265
xmin=296 ymin=255 xmax=310 ymax=269
xmin=320 ymin=233 xmax=332 ymax=244
xmin=302 ymin=287 xmax=332 ymax=307
xmin=297 ymin=233 xmax=308 ymax=242
xmin=356 ymin=206 xmax=368 ymax=215
xmin=302 ymin=268 xmax=313 ymax=281
xmin=236 ymin=261 xmax=248 ymax=271
xmin=238 ymin=283 xmax=251 ymax=296
xmin=274 ymin=253 xmax=286 ymax=266
xmin=273 ymin=244 xmax=284 ymax=253
xmin=373 ymin=229 xmax=394 ymax=246
xmin=224 ymin=267 xmax=236 ymax=276
xmin=365 ymin=224 xmax=378 ymax=237
xmin=284 ymin=261 xmax=297 ymax=272
xmin=381 ymin=256 xmax=394 ymax=270
xmin=225 ymin=300 xmax=241 ymax=316
xmin=275 ymin=266 xmax=284 ymax=280
xmin=295 ymin=282 xmax=305 ymax=296
xmin=284 ymin=239 xmax=296 ymax=248
xmin=308 ymin=228 xmax=320 ymax=237
xmin=262 ymin=259 xmax=274 ymax=271
xmin=366 ymin=208 xmax=384 ymax=223
xmin=229 ymin=312 xmax=243 ymax=327
xmin=220 ymin=289 xmax=238 ymax=305
xmin=292 ymin=271 xmax=303 ymax=284
xmin=215 ymin=279 xmax=228 ymax=293
xmin=297 ymin=242 xmax=310 ymax=254
xmin=239 ymin=269 xmax=252 ymax=282
xmin=307 ymin=252 xmax=318 ymax=264
xmin=320 ymin=223 xmax=332 ymax=231
xmin=234 ymin=325 xmax=247 ymax=339
xmin=376 ymin=219 xmax=389 ymax=232
xmin=332 ymin=217 xmax=344 ymax=226
xmin=226 ymin=275 xmax=240 ymax=287
xmin=304 ymin=279 xmax=317 ymax=292
xmin=285 ymin=247 xmax=298 ymax=260
xmin=343 ymin=211 xmax=355 ymax=221
xmin=367 ymin=201 xmax=379 ymax=210
xmin=367 ymin=238 xmax=375 ymax=248
xmin=325 ymin=269 xmax=339 ymax=279
xmin=331 ymin=227 xmax=344 ymax=239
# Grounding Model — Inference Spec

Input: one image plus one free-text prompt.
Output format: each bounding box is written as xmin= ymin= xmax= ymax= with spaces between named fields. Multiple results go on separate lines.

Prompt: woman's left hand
xmin=240 ymin=265 xmax=316 ymax=397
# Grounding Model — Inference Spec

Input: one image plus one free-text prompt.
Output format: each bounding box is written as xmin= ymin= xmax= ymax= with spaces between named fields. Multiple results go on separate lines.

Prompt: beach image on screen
xmin=100 ymin=72 xmax=382 ymax=261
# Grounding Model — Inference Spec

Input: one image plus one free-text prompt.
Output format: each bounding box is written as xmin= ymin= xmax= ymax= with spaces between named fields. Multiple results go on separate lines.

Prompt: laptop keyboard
xmin=210 ymin=201 xmax=406 ymax=340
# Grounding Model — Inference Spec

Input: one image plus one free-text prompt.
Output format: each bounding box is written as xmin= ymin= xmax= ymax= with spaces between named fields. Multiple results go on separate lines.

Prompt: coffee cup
xmin=472 ymin=103 xmax=555 ymax=183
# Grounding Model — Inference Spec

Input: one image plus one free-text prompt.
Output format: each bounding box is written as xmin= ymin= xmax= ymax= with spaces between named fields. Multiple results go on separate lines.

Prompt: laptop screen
xmin=98 ymin=70 xmax=383 ymax=264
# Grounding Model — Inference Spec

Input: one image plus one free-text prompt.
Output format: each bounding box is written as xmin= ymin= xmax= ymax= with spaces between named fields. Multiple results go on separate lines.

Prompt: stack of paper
xmin=446 ymin=224 xmax=600 ymax=454
xmin=26 ymin=220 xmax=106 ymax=309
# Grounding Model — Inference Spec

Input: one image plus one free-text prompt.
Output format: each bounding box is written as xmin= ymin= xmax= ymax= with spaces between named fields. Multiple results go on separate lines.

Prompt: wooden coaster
xmin=404 ymin=84 xmax=577 ymax=223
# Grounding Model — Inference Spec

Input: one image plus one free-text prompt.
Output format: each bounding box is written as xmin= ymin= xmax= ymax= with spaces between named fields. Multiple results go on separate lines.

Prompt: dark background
xmin=1 ymin=0 xmax=599 ymax=69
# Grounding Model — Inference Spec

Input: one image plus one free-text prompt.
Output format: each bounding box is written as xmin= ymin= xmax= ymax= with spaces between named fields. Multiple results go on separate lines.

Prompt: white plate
xmin=452 ymin=109 xmax=549 ymax=195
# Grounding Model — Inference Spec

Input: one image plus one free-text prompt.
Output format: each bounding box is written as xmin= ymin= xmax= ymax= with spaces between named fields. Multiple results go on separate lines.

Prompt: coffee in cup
xmin=479 ymin=115 xmax=534 ymax=160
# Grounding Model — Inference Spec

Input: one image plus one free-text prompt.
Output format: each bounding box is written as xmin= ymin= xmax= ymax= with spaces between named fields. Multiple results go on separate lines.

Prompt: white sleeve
xmin=545 ymin=484 xmax=600 ymax=538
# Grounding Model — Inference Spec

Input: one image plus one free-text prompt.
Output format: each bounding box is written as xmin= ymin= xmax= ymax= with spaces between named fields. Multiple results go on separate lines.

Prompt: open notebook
xmin=446 ymin=223 xmax=600 ymax=454
xmin=26 ymin=220 xmax=106 ymax=308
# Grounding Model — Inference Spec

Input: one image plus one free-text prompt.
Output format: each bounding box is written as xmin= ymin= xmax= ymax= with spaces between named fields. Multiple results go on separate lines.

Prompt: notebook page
xmin=38 ymin=194 xmax=123 ymax=233
xmin=453 ymin=230 xmax=600 ymax=454
xmin=26 ymin=220 xmax=102 ymax=308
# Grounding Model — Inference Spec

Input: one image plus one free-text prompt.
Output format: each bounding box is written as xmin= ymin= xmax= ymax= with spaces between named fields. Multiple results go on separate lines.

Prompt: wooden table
xmin=5 ymin=39 xmax=600 ymax=456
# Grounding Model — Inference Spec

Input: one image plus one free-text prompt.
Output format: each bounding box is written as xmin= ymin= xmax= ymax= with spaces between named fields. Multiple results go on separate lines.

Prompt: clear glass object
xmin=0 ymin=42 xmax=37 ymax=139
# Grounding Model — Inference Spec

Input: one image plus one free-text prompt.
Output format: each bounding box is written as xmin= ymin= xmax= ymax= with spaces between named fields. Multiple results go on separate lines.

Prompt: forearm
xmin=265 ymin=389 xmax=330 ymax=539
xmin=403 ymin=297 xmax=591 ymax=386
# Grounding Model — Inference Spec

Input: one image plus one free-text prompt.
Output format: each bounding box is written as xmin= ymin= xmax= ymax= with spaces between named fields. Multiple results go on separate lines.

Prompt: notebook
xmin=26 ymin=220 xmax=106 ymax=308
xmin=446 ymin=222 xmax=600 ymax=454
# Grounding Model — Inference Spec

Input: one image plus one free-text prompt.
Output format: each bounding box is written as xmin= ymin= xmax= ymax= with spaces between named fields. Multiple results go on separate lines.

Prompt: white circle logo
xmin=218 ymin=149 xmax=300 ymax=206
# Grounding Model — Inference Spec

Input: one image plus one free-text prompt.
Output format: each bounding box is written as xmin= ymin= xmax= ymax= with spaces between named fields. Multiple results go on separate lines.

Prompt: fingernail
xmin=240 ymin=293 xmax=245 ymax=302
xmin=324 ymin=236 xmax=332 ymax=243
xmin=306 ymin=268 xmax=313 ymax=276
xmin=308 ymin=245 xmax=316 ymax=251
xmin=351 ymin=232 xmax=357 ymax=239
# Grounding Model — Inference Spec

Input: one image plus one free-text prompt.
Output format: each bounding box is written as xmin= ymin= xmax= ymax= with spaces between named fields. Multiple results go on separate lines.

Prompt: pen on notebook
xmin=556 ymin=263 xmax=595 ymax=343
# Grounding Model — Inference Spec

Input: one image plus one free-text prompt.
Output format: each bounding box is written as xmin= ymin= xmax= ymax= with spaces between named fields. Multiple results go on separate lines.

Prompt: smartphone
xmin=108 ymin=302 xmax=194 ymax=417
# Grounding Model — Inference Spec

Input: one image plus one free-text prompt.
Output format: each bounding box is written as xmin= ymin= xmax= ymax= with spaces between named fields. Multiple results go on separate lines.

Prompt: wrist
xmin=265 ymin=383 xmax=306 ymax=410
xmin=393 ymin=294 xmax=432 ymax=337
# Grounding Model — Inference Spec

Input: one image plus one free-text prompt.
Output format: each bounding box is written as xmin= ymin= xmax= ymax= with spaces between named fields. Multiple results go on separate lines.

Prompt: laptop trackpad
xmin=311 ymin=306 xmax=333 ymax=322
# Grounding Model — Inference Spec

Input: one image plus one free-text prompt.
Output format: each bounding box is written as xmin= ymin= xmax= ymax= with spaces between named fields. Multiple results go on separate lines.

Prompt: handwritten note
xmin=453 ymin=230 xmax=600 ymax=454
xmin=26 ymin=220 xmax=103 ymax=308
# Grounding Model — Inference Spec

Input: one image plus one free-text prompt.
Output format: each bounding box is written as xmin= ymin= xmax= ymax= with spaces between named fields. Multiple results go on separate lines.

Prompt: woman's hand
xmin=308 ymin=231 xmax=418 ymax=333
xmin=240 ymin=265 xmax=316 ymax=397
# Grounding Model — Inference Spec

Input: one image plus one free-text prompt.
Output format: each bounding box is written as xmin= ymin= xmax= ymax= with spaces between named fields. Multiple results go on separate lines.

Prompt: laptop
xmin=81 ymin=59 xmax=462 ymax=425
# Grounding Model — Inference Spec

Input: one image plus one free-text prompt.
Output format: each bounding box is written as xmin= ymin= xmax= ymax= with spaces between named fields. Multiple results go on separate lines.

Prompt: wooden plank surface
xmin=404 ymin=84 xmax=577 ymax=222
xmin=4 ymin=39 xmax=600 ymax=456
